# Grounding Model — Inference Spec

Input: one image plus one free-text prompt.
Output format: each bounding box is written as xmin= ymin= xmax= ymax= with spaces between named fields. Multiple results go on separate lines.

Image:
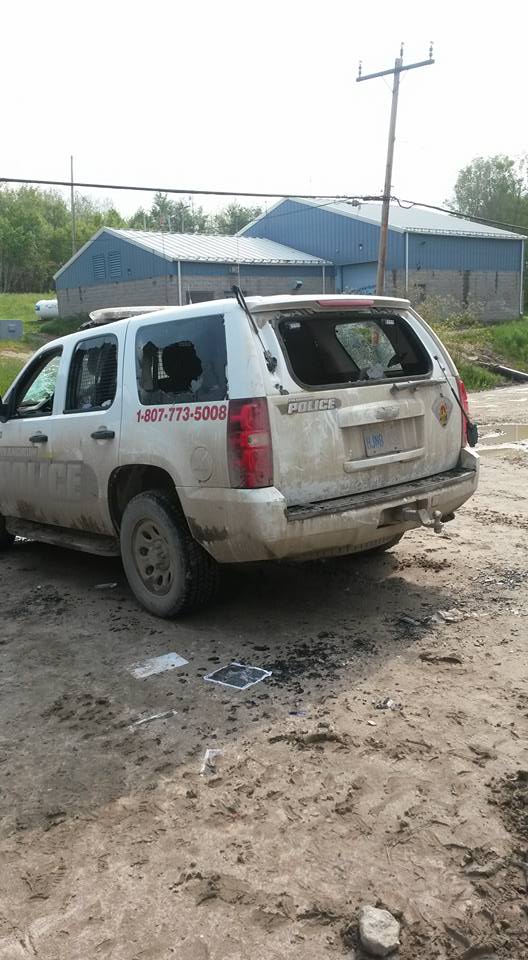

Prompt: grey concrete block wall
xmin=384 ymin=269 xmax=521 ymax=321
xmin=58 ymin=277 xmax=178 ymax=317
xmin=179 ymin=272 xmax=333 ymax=300
xmin=57 ymin=271 xmax=335 ymax=318
xmin=57 ymin=265 xmax=520 ymax=321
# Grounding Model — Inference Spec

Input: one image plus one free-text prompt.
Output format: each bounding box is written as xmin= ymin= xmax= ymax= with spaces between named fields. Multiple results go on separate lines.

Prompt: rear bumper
xmin=181 ymin=450 xmax=479 ymax=563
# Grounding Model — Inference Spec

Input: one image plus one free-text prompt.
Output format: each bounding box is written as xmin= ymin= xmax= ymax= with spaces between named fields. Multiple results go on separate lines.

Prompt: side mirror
xmin=0 ymin=402 xmax=9 ymax=423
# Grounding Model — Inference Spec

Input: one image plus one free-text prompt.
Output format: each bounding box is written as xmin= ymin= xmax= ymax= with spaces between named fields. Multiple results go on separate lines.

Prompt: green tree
xmin=127 ymin=207 xmax=149 ymax=231
xmin=450 ymin=154 xmax=528 ymax=228
xmin=0 ymin=187 xmax=66 ymax=292
xmin=130 ymin=192 xmax=209 ymax=233
xmin=127 ymin=196 xmax=262 ymax=235
xmin=0 ymin=186 xmax=126 ymax=292
xmin=211 ymin=202 xmax=262 ymax=235
xmin=74 ymin=194 xmax=125 ymax=246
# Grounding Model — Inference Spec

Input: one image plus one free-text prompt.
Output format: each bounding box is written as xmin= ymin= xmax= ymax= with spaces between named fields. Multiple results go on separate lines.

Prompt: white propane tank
xmin=35 ymin=299 xmax=59 ymax=321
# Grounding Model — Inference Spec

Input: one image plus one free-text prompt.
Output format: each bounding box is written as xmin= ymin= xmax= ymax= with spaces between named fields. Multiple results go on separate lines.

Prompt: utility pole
xmin=70 ymin=155 xmax=77 ymax=255
xmin=357 ymin=43 xmax=434 ymax=294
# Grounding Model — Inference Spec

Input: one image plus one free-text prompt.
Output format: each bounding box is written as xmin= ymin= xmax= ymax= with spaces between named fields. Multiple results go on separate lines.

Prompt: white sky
xmin=3 ymin=0 xmax=527 ymax=219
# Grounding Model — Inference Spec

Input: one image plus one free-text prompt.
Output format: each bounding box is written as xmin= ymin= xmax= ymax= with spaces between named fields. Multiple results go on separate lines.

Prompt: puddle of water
xmin=477 ymin=423 xmax=528 ymax=457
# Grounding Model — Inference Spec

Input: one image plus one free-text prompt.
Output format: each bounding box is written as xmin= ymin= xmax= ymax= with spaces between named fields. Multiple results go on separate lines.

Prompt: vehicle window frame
xmin=273 ymin=310 xmax=433 ymax=392
xmin=64 ymin=333 xmax=119 ymax=414
xmin=135 ymin=313 xmax=228 ymax=407
xmin=9 ymin=347 xmax=63 ymax=420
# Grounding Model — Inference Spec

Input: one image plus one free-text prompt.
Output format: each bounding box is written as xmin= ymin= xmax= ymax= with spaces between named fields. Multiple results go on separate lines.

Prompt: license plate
xmin=363 ymin=421 xmax=402 ymax=458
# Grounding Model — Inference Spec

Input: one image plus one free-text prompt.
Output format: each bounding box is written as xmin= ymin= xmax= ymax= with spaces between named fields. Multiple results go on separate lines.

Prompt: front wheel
xmin=120 ymin=491 xmax=219 ymax=617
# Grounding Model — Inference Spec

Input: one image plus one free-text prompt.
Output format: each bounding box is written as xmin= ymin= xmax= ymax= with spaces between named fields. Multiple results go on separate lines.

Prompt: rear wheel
xmin=0 ymin=516 xmax=14 ymax=550
xmin=120 ymin=491 xmax=219 ymax=617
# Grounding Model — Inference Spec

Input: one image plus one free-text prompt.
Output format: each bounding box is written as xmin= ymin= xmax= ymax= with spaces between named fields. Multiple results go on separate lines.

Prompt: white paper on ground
xmin=129 ymin=652 xmax=188 ymax=679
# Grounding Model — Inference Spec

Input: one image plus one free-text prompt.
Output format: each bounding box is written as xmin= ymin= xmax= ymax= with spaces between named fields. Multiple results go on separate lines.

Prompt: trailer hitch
xmin=400 ymin=507 xmax=444 ymax=534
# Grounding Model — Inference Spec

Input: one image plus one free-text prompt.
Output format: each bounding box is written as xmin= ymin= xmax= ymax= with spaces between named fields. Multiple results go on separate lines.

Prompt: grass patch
xmin=488 ymin=319 xmax=528 ymax=368
xmin=0 ymin=293 xmax=80 ymax=352
xmin=0 ymin=340 xmax=32 ymax=354
xmin=432 ymin=317 xmax=528 ymax=390
xmin=0 ymin=357 xmax=24 ymax=396
xmin=36 ymin=318 xmax=79 ymax=339
xmin=0 ymin=292 xmax=54 ymax=326
xmin=456 ymin=361 xmax=503 ymax=391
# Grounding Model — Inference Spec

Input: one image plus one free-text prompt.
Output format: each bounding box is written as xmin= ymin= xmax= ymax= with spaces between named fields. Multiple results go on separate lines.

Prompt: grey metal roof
xmin=53 ymin=227 xmax=330 ymax=280
xmin=112 ymin=228 xmax=330 ymax=264
xmin=291 ymin=198 xmax=526 ymax=240
xmin=111 ymin=228 xmax=328 ymax=264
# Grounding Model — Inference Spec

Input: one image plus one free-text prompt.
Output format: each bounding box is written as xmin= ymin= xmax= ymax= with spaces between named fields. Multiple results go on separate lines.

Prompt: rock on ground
xmin=359 ymin=905 xmax=400 ymax=957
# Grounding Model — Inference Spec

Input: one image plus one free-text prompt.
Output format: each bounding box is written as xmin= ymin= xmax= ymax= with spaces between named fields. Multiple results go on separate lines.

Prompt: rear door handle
xmin=29 ymin=433 xmax=48 ymax=443
xmin=91 ymin=428 xmax=115 ymax=440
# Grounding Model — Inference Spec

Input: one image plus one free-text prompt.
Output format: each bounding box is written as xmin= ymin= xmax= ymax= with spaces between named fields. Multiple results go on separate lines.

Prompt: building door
xmin=341 ymin=262 xmax=377 ymax=294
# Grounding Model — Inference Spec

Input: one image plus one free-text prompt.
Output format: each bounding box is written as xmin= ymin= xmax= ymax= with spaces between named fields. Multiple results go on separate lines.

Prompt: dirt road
xmin=0 ymin=386 xmax=527 ymax=959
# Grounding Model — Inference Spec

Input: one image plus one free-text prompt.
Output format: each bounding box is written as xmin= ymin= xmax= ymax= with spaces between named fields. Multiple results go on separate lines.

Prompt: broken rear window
xmin=136 ymin=314 xmax=227 ymax=405
xmin=277 ymin=312 xmax=431 ymax=388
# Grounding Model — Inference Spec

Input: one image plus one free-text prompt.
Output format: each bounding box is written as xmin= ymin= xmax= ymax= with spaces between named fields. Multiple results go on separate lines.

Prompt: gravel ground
xmin=0 ymin=385 xmax=527 ymax=960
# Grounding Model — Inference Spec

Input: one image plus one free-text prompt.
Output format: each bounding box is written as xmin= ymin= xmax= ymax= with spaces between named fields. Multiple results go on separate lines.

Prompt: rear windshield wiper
xmin=232 ymin=285 xmax=277 ymax=374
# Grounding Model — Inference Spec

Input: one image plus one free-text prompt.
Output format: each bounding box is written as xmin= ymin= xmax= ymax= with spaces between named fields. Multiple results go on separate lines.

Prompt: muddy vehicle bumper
xmin=182 ymin=450 xmax=479 ymax=563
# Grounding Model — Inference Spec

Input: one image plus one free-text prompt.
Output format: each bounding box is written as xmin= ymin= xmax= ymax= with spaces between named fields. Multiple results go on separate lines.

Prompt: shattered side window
xmin=136 ymin=314 xmax=228 ymax=405
xmin=66 ymin=335 xmax=118 ymax=412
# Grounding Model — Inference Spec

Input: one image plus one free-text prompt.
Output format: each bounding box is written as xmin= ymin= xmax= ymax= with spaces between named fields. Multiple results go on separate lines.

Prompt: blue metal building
xmin=54 ymin=228 xmax=333 ymax=317
xmin=241 ymin=198 xmax=526 ymax=319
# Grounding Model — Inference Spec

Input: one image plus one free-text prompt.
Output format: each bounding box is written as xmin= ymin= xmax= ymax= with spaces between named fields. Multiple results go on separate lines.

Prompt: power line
xmin=0 ymin=176 xmax=363 ymax=202
xmin=1 ymin=174 xmax=527 ymax=234
xmin=243 ymin=194 xmax=528 ymax=235
xmin=394 ymin=197 xmax=527 ymax=234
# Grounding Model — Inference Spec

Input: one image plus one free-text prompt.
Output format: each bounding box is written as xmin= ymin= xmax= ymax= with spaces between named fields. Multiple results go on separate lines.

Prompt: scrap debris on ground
xmin=0 ymin=386 xmax=527 ymax=959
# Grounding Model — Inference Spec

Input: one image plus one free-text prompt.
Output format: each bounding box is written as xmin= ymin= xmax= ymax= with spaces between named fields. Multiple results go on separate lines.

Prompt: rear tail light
xmin=317 ymin=298 xmax=374 ymax=308
xmin=456 ymin=376 xmax=470 ymax=445
xmin=227 ymin=398 xmax=273 ymax=489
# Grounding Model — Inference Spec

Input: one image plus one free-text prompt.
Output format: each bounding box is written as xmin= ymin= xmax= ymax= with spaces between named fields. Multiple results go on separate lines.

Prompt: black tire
xmin=120 ymin=491 xmax=219 ymax=617
xmin=0 ymin=516 xmax=14 ymax=550
xmin=355 ymin=534 xmax=403 ymax=557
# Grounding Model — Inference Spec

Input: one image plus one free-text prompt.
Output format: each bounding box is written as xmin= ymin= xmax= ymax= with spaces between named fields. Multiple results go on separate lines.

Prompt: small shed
xmin=54 ymin=228 xmax=333 ymax=317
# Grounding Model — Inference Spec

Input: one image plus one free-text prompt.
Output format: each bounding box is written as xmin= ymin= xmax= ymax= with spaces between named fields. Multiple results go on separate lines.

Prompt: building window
xmin=65 ymin=335 xmax=118 ymax=412
xmin=108 ymin=250 xmax=122 ymax=280
xmin=92 ymin=255 xmax=106 ymax=282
